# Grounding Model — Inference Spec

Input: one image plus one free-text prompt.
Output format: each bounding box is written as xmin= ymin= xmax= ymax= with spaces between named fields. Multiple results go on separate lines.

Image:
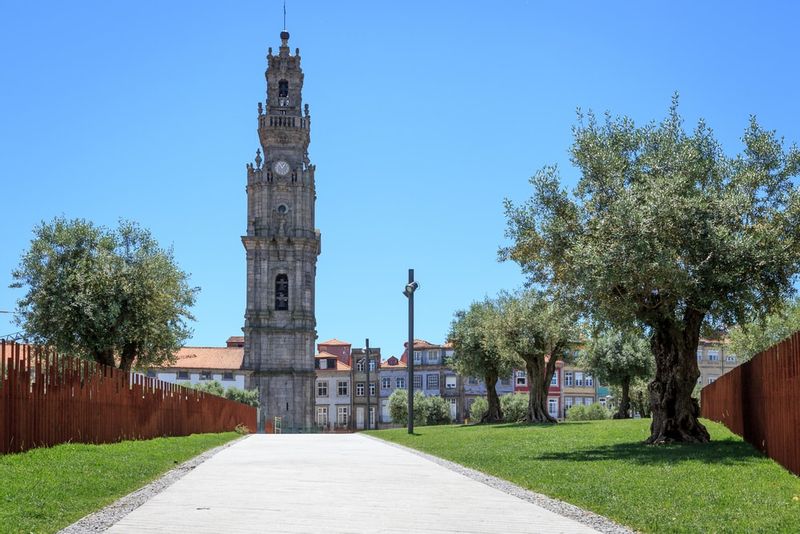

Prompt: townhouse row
xmin=145 ymin=336 xmax=737 ymax=431
xmin=312 ymin=338 xmax=608 ymax=430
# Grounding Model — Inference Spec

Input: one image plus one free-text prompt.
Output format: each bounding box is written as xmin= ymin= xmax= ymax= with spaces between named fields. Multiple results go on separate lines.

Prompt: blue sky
xmin=1 ymin=1 xmax=798 ymax=357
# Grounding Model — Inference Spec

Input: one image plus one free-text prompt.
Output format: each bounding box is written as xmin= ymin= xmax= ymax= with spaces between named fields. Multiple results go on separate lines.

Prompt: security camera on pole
xmin=403 ymin=269 xmax=419 ymax=435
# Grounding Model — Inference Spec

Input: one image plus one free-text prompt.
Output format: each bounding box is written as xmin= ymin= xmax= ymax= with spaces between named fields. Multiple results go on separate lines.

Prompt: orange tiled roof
xmin=162 ymin=346 xmax=244 ymax=370
xmin=316 ymin=351 xmax=352 ymax=371
xmin=381 ymin=357 xmax=406 ymax=368
xmin=318 ymin=338 xmax=351 ymax=346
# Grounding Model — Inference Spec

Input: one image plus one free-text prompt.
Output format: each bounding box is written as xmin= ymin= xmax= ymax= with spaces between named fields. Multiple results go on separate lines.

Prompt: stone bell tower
xmin=242 ymin=30 xmax=320 ymax=432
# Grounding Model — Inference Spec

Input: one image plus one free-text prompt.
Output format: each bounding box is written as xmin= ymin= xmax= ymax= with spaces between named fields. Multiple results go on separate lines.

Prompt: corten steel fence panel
xmin=701 ymin=331 xmax=800 ymax=476
xmin=0 ymin=341 xmax=256 ymax=454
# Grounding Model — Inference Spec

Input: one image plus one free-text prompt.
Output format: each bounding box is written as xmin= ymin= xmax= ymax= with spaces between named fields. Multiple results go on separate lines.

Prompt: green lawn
xmin=0 ymin=432 xmax=240 ymax=534
xmin=367 ymin=420 xmax=800 ymax=533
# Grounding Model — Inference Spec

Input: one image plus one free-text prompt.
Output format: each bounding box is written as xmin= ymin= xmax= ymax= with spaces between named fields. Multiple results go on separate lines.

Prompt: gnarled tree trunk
xmin=614 ymin=375 xmax=631 ymax=419
xmin=526 ymin=357 xmax=557 ymax=423
xmin=647 ymin=311 xmax=710 ymax=444
xmin=95 ymin=348 xmax=116 ymax=368
xmin=482 ymin=372 xmax=504 ymax=423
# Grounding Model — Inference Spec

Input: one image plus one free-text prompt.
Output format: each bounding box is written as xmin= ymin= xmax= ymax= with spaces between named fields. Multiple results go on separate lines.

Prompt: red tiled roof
xmin=381 ymin=357 xmax=406 ymax=368
xmin=226 ymin=336 xmax=245 ymax=347
xmin=318 ymin=338 xmax=351 ymax=346
xmin=315 ymin=351 xmax=352 ymax=371
xmin=161 ymin=347 xmax=244 ymax=370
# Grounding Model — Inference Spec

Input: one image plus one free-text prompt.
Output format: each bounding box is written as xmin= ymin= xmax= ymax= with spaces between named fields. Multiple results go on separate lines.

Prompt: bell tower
xmin=242 ymin=30 xmax=320 ymax=432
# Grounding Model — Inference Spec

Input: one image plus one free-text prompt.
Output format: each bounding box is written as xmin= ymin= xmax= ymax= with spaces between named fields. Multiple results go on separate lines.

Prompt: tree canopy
xmin=728 ymin=298 xmax=800 ymax=361
xmin=449 ymin=299 xmax=513 ymax=423
xmin=12 ymin=217 xmax=198 ymax=370
xmin=502 ymin=98 xmax=800 ymax=443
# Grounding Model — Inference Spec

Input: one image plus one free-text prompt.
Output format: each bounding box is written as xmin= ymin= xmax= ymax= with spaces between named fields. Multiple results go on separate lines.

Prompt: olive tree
xmin=502 ymin=99 xmax=800 ymax=443
xmin=449 ymin=299 xmax=513 ymax=423
xmin=580 ymin=330 xmax=653 ymax=419
xmin=12 ymin=217 xmax=198 ymax=371
xmin=494 ymin=291 xmax=578 ymax=423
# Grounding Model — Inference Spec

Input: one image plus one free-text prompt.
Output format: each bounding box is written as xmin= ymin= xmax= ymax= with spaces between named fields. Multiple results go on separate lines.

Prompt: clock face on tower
xmin=273 ymin=160 xmax=290 ymax=176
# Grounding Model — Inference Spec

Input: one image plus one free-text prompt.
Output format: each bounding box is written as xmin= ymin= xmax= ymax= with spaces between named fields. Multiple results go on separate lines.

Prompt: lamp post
xmin=403 ymin=269 xmax=419 ymax=435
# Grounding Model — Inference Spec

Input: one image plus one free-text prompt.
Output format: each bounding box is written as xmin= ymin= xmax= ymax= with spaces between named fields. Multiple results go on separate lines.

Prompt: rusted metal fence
xmin=701 ymin=331 xmax=799 ymax=476
xmin=1 ymin=341 xmax=256 ymax=454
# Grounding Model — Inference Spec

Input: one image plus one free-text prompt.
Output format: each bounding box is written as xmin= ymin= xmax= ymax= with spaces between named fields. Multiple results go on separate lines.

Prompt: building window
xmin=337 ymin=381 xmax=348 ymax=396
xmin=427 ymin=350 xmax=439 ymax=364
xmin=500 ymin=377 xmax=511 ymax=386
xmin=548 ymin=398 xmax=558 ymax=417
xmin=565 ymin=371 xmax=573 ymax=387
xmin=565 ymin=397 xmax=573 ymax=409
xmin=696 ymin=351 xmax=703 ymax=361
xmin=356 ymin=359 xmax=364 ymax=372
xmin=318 ymin=359 xmax=328 ymax=370
xmin=585 ymin=374 xmax=594 ymax=387
xmin=369 ymin=383 xmax=376 ymax=396
xmin=427 ymin=374 xmax=439 ymax=389
xmin=599 ymin=397 xmax=607 ymax=407
xmin=337 ymin=406 xmax=349 ymax=425
xmin=275 ymin=274 xmax=289 ymax=310
xmin=468 ymin=376 xmax=479 ymax=385
xmin=177 ymin=370 xmax=189 ymax=380
xmin=515 ymin=370 xmax=527 ymax=386
xmin=413 ymin=351 xmax=422 ymax=365
xmin=707 ymin=351 xmax=720 ymax=361
xmin=445 ymin=375 xmax=457 ymax=389
xmin=317 ymin=381 xmax=328 ymax=397
xmin=316 ymin=406 xmax=328 ymax=426
xmin=550 ymin=373 xmax=558 ymax=386
xmin=381 ymin=377 xmax=391 ymax=389
xmin=369 ymin=407 xmax=376 ymax=427
xmin=708 ymin=375 xmax=718 ymax=384
xmin=369 ymin=359 xmax=376 ymax=371
xmin=200 ymin=371 xmax=212 ymax=380
xmin=222 ymin=371 xmax=234 ymax=381
xmin=575 ymin=372 xmax=584 ymax=387
xmin=413 ymin=375 xmax=422 ymax=390
xmin=356 ymin=383 xmax=365 ymax=397
xmin=725 ymin=355 xmax=737 ymax=363
xmin=278 ymin=79 xmax=289 ymax=97
xmin=396 ymin=377 xmax=406 ymax=389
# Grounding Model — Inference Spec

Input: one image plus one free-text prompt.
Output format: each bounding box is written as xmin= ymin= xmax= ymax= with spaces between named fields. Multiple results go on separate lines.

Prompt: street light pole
xmin=403 ymin=269 xmax=419 ymax=435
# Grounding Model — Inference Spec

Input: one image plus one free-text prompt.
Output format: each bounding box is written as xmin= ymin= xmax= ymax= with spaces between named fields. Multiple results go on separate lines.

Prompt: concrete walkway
xmin=107 ymin=434 xmax=600 ymax=533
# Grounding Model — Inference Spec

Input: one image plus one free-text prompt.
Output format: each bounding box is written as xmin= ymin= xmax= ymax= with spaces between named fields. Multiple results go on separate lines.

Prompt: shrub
xmin=225 ymin=387 xmax=260 ymax=407
xmin=423 ymin=395 xmax=452 ymax=425
xmin=389 ymin=389 xmax=409 ymax=424
xmin=469 ymin=397 xmax=488 ymax=422
xmin=388 ymin=389 xmax=436 ymax=425
xmin=501 ymin=393 xmax=529 ymax=423
xmin=567 ymin=403 xmax=610 ymax=421
xmin=234 ymin=423 xmax=250 ymax=435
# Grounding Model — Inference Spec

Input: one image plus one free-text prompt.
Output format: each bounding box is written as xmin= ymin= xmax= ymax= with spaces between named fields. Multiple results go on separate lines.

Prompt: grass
xmin=367 ymin=419 xmax=800 ymax=533
xmin=0 ymin=432 xmax=240 ymax=534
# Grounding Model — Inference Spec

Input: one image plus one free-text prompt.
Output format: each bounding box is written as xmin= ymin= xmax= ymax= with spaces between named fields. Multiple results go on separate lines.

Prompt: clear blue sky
xmin=1 ymin=1 xmax=798 ymax=357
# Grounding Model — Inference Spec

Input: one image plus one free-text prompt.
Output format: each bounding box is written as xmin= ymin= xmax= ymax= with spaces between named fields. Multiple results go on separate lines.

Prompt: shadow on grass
xmin=533 ymin=438 xmax=765 ymax=466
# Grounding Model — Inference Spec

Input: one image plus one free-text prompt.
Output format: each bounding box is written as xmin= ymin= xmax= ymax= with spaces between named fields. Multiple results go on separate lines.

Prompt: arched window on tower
xmin=278 ymin=80 xmax=289 ymax=97
xmin=275 ymin=274 xmax=289 ymax=310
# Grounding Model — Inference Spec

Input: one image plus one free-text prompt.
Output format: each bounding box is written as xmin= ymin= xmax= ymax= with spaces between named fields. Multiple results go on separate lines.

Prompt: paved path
xmin=107 ymin=434 xmax=600 ymax=533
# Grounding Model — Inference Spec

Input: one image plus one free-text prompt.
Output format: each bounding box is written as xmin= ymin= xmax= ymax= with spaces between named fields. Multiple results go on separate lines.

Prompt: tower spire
xmin=283 ymin=0 xmax=286 ymax=31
